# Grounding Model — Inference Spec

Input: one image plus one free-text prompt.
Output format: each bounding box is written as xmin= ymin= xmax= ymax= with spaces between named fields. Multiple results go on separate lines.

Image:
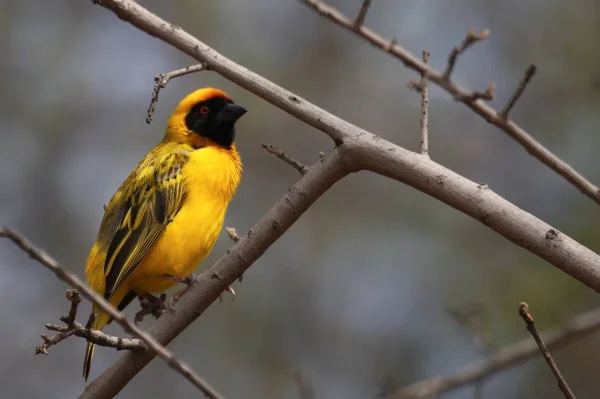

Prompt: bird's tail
xmin=82 ymin=289 xmax=127 ymax=381
xmin=83 ymin=341 xmax=96 ymax=381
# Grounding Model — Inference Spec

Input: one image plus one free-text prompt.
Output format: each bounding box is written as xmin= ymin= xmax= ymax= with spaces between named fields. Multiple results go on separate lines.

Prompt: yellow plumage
xmin=83 ymin=88 xmax=246 ymax=380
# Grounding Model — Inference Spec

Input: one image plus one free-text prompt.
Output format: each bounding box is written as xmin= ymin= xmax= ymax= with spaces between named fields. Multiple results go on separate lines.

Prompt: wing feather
xmin=102 ymin=151 xmax=189 ymax=300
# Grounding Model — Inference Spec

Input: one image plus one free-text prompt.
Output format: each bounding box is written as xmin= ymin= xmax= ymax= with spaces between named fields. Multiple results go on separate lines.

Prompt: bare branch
xmin=354 ymin=0 xmax=372 ymax=28
xmin=146 ymin=63 xmax=208 ymax=124
xmin=519 ymin=303 xmax=576 ymax=399
xmin=0 ymin=227 xmax=224 ymax=399
xmin=76 ymin=0 xmax=600 ymax=396
xmin=419 ymin=51 xmax=430 ymax=156
xmin=43 ymin=322 xmax=142 ymax=352
xmin=388 ymin=307 xmax=600 ymax=399
xmin=501 ymin=64 xmax=537 ymax=119
xmin=444 ymin=29 xmax=490 ymax=79
xmin=300 ymin=0 xmax=600 ymax=204
xmin=262 ymin=143 xmax=308 ymax=175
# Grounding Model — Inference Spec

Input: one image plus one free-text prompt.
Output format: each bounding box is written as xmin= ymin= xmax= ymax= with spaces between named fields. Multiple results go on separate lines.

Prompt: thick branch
xmin=0 ymin=228 xmax=224 ymax=399
xmin=301 ymin=0 xmax=600 ymax=205
xmin=389 ymin=307 xmax=600 ymax=398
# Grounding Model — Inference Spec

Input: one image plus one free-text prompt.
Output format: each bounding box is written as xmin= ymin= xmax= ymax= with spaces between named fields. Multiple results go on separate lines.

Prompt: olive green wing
xmin=103 ymin=151 xmax=189 ymax=300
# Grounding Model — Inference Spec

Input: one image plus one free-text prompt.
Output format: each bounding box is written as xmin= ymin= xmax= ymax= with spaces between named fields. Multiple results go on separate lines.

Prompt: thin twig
xmin=43 ymin=322 xmax=142 ymax=352
xmin=388 ymin=306 xmax=600 ymax=398
xmin=518 ymin=303 xmax=576 ymax=399
xmin=419 ymin=51 xmax=430 ymax=157
xmin=354 ymin=0 xmax=372 ymax=28
xmin=262 ymin=143 xmax=308 ymax=175
xmin=36 ymin=289 xmax=82 ymax=355
xmin=500 ymin=64 xmax=537 ymax=119
xmin=300 ymin=0 xmax=600 ymax=204
xmin=146 ymin=63 xmax=207 ymax=124
xmin=0 ymin=227 xmax=224 ymax=399
xmin=444 ymin=29 xmax=490 ymax=79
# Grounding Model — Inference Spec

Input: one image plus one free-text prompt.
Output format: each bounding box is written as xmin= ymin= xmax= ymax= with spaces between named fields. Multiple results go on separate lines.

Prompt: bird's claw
xmin=165 ymin=273 xmax=198 ymax=310
xmin=135 ymin=293 xmax=167 ymax=325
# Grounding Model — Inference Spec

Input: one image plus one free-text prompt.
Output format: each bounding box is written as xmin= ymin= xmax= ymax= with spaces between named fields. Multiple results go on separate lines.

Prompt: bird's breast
xmin=129 ymin=146 xmax=242 ymax=293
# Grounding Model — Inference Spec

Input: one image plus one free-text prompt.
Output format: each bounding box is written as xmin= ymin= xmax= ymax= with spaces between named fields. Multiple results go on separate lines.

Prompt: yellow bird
xmin=82 ymin=88 xmax=246 ymax=380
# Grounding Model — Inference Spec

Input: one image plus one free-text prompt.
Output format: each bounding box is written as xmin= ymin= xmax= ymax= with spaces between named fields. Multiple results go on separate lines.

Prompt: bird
xmin=82 ymin=87 xmax=246 ymax=381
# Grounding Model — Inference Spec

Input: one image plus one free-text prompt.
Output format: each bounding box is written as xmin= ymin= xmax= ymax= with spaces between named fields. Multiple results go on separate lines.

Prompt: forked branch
xmin=301 ymin=0 xmax=600 ymax=205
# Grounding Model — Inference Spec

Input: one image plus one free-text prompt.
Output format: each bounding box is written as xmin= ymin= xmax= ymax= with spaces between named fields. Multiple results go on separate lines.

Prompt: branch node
xmin=500 ymin=64 xmax=537 ymax=119
xmin=462 ymin=82 xmax=496 ymax=102
xmin=545 ymin=228 xmax=559 ymax=240
xmin=146 ymin=63 xmax=208 ymax=124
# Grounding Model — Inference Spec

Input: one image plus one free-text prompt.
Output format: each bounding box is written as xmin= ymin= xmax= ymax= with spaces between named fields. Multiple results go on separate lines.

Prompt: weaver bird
xmin=82 ymin=88 xmax=246 ymax=380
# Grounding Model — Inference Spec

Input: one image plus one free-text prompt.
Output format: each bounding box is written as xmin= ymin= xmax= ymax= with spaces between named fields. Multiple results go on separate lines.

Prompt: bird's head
xmin=165 ymin=87 xmax=247 ymax=148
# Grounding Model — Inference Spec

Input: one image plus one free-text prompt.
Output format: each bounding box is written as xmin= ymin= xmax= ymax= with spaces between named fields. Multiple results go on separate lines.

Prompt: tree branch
xmin=354 ymin=0 xmax=372 ymax=28
xmin=419 ymin=51 xmax=430 ymax=156
xmin=388 ymin=306 xmax=600 ymax=398
xmin=36 ymin=289 xmax=143 ymax=355
xmin=262 ymin=143 xmax=308 ymax=175
xmin=146 ymin=63 xmax=208 ymax=124
xmin=300 ymin=0 xmax=600 ymax=205
xmin=519 ymin=303 xmax=576 ymax=399
xmin=68 ymin=0 xmax=600 ymax=396
xmin=0 ymin=227 xmax=224 ymax=399
xmin=500 ymin=64 xmax=537 ymax=119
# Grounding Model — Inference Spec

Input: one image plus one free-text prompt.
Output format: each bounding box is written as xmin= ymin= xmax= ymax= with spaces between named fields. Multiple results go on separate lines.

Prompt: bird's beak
xmin=219 ymin=103 xmax=247 ymax=124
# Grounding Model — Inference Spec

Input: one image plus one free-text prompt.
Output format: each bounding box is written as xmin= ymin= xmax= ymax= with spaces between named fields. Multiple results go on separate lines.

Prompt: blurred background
xmin=2 ymin=0 xmax=600 ymax=398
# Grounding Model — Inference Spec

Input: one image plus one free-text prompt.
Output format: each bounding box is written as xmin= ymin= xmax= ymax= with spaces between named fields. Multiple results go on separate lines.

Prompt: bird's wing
xmin=102 ymin=151 xmax=189 ymax=300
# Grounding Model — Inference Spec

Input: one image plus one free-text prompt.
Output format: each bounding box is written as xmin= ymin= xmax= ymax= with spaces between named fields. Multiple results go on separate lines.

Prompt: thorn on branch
xmin=226 ymin=227 xmax=240 ymax=243
xmin=354 ymin=0 xmax=372 ymax=28
xmin=146 ymin=63 xmax=208 ymax=124
xmin=262 ymin=143 xmax=308 ymax=175
xmin=500 ymin=64 xmax=537 ymax=119
xmin=462 ymin=82 xmax=496 ymax=102
xmin=444 ymin=29 xmax=490 ymax=80
xmin=518 ymin=302 xmax=576 ymax=399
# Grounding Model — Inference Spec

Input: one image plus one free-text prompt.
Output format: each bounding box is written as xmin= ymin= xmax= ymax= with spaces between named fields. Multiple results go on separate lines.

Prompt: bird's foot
xmin=162 ymin=273 xmax=198 ymax=310
xmin=135 ymin=293 xmax=167 ymax=325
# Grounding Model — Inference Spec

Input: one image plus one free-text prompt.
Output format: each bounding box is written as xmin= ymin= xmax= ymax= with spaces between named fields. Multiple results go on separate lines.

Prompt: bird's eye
xmin=199 ymin=106 xmax=210 ymax=115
